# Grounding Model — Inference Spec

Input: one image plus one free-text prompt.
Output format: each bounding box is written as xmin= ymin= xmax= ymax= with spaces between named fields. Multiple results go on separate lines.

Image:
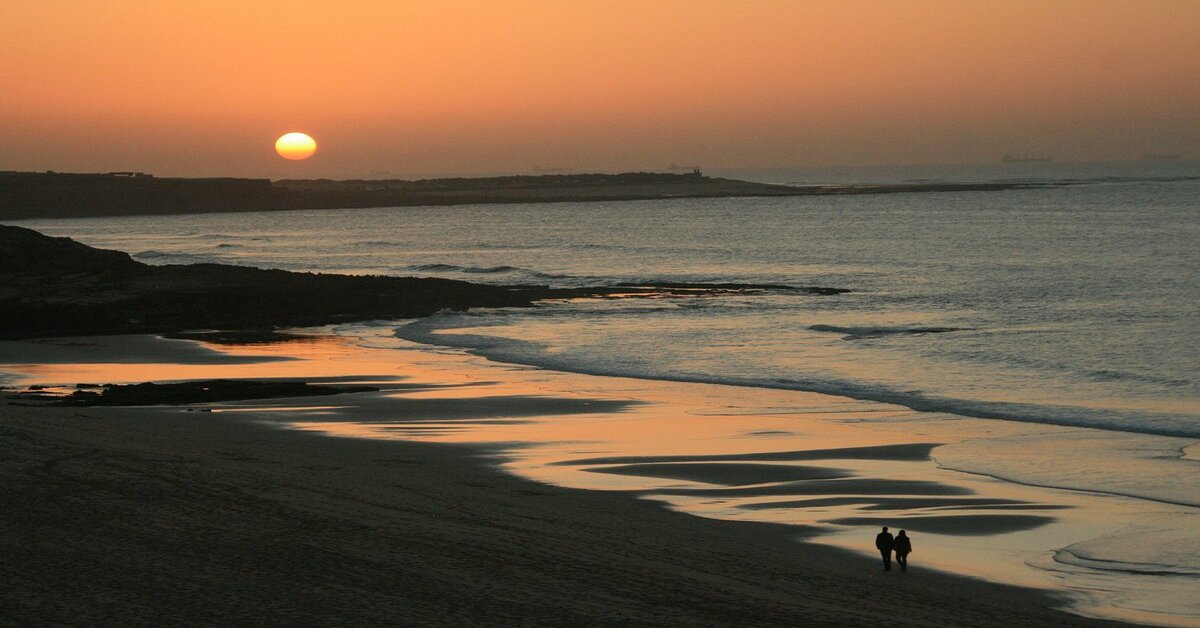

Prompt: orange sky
xmin=2 ymin=0 xmax=1198 ymax=178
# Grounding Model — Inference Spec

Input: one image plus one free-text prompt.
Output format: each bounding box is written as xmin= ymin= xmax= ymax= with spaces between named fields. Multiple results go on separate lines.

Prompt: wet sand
xmin=0 ymin=404 xmax=1119 ymax=627
xmin=0 ymin=333 xmax=1137 ymax=626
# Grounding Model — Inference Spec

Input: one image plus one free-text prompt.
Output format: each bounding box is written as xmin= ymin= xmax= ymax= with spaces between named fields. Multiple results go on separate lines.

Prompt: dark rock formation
xmin=14 ymin=379 xmax=377 ymax=407
xmin=0 ymin=223 xmax=143 ymax=276
xmin=0 ymin=226 xmax=846 ymax=339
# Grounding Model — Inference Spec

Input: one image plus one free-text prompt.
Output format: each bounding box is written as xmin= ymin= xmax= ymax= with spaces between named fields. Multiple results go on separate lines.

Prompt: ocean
xmin=18 ymin=161 xmax=1198 ymax=439
xmin=10 ymin=160 xmax=1200 ymax=623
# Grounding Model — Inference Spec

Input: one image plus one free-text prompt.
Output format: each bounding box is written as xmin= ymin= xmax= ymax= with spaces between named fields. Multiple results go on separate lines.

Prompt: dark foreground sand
xmin=0 ymin=401 xmax=1125 ymax=627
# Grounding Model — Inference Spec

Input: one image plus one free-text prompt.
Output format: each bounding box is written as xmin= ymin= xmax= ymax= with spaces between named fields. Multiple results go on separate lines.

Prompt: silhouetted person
xmin=894 ymin=530 xmax=912 ymax=572
xmin=875 ymin=526 xmax=894 ymax=571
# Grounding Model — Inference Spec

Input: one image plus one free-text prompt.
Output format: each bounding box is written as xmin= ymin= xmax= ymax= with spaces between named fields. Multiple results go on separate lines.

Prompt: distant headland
xmin=0 ymin=170 xmax=1048 ymax=220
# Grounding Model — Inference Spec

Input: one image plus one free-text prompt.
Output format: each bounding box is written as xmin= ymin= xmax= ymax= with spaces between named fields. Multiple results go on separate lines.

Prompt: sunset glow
xmin=1 ymin=1 xmax=1197 ymax=176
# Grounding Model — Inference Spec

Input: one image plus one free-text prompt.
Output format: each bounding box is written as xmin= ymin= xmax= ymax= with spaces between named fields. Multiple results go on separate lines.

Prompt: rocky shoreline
xmin=0 ymin=225 xmax=846 ymax=339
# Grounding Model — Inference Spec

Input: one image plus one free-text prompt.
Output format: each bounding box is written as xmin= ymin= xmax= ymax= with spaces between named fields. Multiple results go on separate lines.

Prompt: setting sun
xmin=274 ymin=132 xmax=317 ymax=160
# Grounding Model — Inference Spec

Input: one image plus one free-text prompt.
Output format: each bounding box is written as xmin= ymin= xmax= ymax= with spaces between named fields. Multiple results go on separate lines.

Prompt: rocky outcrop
xmin=12 ymin=380 xmax=378 ymax=407
xmin=0 ymin=226 xmax=846 ymax=339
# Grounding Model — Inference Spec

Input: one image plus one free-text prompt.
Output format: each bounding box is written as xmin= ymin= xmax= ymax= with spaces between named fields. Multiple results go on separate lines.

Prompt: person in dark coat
xmin=874 ymin=526 xmax=894 ymax=571
xmin=894 ymin=530 xmax=913 ymax=572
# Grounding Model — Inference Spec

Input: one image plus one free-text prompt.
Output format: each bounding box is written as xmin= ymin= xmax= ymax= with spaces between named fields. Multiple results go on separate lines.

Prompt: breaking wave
xmin=809 ymin=324 xmax=972 ymax=339
xmin=393 ymin=313 xmax=1200 ymax=440
xmin=403 ymin=263 xmax=575 ymax=280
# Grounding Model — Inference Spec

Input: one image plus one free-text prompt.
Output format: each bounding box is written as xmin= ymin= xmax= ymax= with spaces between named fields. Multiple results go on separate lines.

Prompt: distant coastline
xmin=0 ymin=170 xmax=1049 ymax=220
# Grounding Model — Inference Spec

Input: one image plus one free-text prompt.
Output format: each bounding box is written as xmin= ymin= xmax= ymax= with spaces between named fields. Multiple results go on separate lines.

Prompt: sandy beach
xmin=0 ymin=332 xmax=1132 ymax=627
xmin=6 ymin=1 xmax=1197 ymax=625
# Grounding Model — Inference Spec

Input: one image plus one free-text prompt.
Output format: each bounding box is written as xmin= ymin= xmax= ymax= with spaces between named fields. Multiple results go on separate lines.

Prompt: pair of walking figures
xmin=874 ymin=526 xmax=912 ymax=571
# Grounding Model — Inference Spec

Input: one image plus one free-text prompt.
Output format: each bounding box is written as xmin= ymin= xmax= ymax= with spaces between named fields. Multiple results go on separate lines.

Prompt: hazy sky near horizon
xmin=2 ymin=1 xmax=1198 ymax=178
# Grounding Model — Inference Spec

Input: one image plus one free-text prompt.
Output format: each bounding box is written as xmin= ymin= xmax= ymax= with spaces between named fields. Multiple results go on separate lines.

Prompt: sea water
xmin=18 ymin=161 xmax=1197 ymax=438
xmin=10 ymin=160 xmax=1200 ymax=622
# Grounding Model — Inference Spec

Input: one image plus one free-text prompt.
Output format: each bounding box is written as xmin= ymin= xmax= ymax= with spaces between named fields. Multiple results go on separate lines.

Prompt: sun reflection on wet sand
xmin=3 ymin=329 xmax=1198 ymax=625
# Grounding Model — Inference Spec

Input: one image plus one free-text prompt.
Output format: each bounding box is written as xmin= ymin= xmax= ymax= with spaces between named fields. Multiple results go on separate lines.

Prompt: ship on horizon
xmin=1142 ymin=152 xmax=1182 ymax=161
xmin=1001 ymin=154 xmax=1053 ymax=163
